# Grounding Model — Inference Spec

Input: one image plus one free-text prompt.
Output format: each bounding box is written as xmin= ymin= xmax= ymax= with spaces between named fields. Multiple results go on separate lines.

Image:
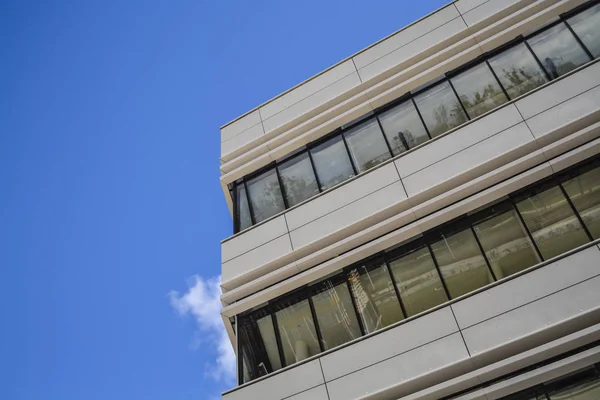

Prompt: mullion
xmin=306 ymin=149 xmax=323 ymax=194
xmin=562 ymin=18 xmax=595 ymax=61
xmin=558 ymin=182 xmax=594 ymax=241
xmin=340 ymin=132 xmax=359 ymax=176
xmin=270 ymin=312 xmax=287 ymax=369
xmin=345 ymin=278 xmax=367 ymax=336
xmin=485 ymin=59 xmax=511 ymax=101
xmin=307 ymin=289 xmax=326 ymax=353
xmin=374 ymin=116 xmax=395 ymax=158
xmin=470 ymin=225 xmax=498 ymax=281
xmin=426 ymin=243 xmax=452 ymax=300
xmin=524 ymin=39 xmax=553 ymax=81
xmin=383 ymin=257 xmax=408 ymax=319
xmin=411 ymin=96 xmax=433 ymax=140
xmin=243 ymin=180 xmax=256 ymax=225
xmin=510 ymin=199 xmax=545 ymax=262
xmin=447 ymin=78 xmax=472 ymax=120
xmin=236 ymin=316 xmax=243 ymax=385
xmin=274 ymin=166 xmax=289 ymax=209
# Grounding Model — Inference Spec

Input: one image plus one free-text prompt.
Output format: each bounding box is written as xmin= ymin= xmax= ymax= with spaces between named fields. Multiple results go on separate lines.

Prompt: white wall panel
xmin=320 ymin=307 xmax=458 ymax=382
xmin=325 ymin=333 xmax=470 ymax=400
xmin=461 ymin=0 xmax=526 ymax=27
xmin=222 ymin=359 xmax=324 ymax=400
xmin=222 ymin=215 xmax=289 ymax=263
xmin=285 ymin=163 xmax=400 ymax=231
xmin=221 ymin=122 xmax=265 ymax=158
xmin=284 ymin=384 xmax=329 ymax=400
xmin=221 ymin=109 xmax=262 ymax=142
xmin=452 ymin=246 xmax=600 ymax=329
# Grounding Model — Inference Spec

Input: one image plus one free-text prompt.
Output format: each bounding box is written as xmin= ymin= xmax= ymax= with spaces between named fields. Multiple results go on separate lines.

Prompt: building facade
xmin=218 ymin=0 xmax=600 ymax=399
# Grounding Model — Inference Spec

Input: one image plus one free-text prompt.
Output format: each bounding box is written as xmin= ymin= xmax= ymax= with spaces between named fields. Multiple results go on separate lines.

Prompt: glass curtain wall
xmin=237 ymin=158 xmax=600 ymax=384
xmin=233 ymin=2 xmax=600 ymax=232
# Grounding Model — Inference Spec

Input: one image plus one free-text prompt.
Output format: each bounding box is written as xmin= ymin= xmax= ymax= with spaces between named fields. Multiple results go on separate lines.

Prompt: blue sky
xmin=0 ymin=0 xmax=448 ymax=399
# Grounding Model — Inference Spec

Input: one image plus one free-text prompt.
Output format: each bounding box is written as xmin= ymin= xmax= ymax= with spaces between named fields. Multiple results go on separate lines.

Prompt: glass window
xmin=515 ymin=185 xmax=590 ymax=260
xmin=238 ymin=311 xmax=282 ymax=383
xmin=546 ymin=366 xmax=600 ymax=399
xmin=311 ymin=279 xmax=361 ymax=350
xmin=430 ymin=228 xmax=494 ymax=299
xmin=388 ymin=246 xmax=448 ymax=317
xmin=473 ymin=206 xmax=541 ymax=280
xmin=278 ymin=153 xmax=320 ymax=208
xmin=488 ymin=42 xmax=549 ymax=99
xmin=274 ymin=296 xmax=321 ymax=366
xmin=414 ymin=81 xmax=468 ymax=138
xmin=568 ymin=3 xmax=600 ymax=58
xmin=246 ymin=168 xmax=285 ymax=224
xmin=561 ymin=165 xmax=600 ymax=239
xmin=310 ymin=135 xmax=355 ymax=191
xmin=378 ymin=100 xmax=430 ymax=155
xmin=527 ymin=22 xmax=592 ymax=79
xmin=343 ymin=118 xmax=391 ymax=173
xmin=235 ymin=183 xmax=252 ymax=231
xmin=348 ymin=259 xmax=404 ymax=334
xmin=450 ymin=62 xmax=509 ymax=118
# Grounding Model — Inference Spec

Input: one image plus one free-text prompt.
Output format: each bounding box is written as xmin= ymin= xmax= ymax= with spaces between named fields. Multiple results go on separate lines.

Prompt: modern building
xmin=218 ymin=0 xmax=600 ymax=398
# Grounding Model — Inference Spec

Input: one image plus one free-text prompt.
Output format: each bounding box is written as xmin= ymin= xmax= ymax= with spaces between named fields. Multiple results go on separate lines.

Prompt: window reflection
xmin=473 ymin=206 xmax=541 ymax=279
xmin=414 ymin=81 xmax=468 ymax=138
xmin=246 ymin=169 xmax=285 ymax=223
xmin=516 ymin=186 xmax=589 ymax=259
xmin=527 ymin=22 xmax=591 ymax=78
xmin=546 ymin=366 xmax=600 ymax=399
xmin=451 ymin=62 xmax=508 ymax=118
xmin=568 ymin=3 xmax=600 ymax=58
xmin=274 ymin=297 xmax=321 ymax=366
xmin=278 ymin=153 xmax=320 ymax=208
xmin=378 ymin=100 xmax=430 ymax=155
xmin=488 ymin=43 xmax=548 ymax=99
xmin=312 ymin=280 xmax=361 ymax=350
xmin=430 ymin=228 xmax=494 ymax=298
xmin=238 ymin=311 xmax=281 ymax=383
xmin=562 ymin=165 xmax=600 ymax=239
xmin=235 ymin=183 xmax=252 ymax=231
xmin=310 ymin=135 xmax=355 ymax=191
xmin=348 ymin=259 xmax=404 ymax=334
xmin=388 ymin=247 xmax=448 ymax=317
xmin=343 ymin=118 xmax=391 ymax=173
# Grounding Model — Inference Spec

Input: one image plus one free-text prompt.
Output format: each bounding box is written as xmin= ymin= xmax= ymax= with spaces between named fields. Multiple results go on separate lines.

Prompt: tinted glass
xmin=430 ymin=228 xmax=494 ymax=298
xmin=473 ymin=208 xmax=541 ymax=279
xmin=238 ymin=312 xmax=281 ymax=383
xmin=312 ymin=280 xmax=361 ymax=350
xmin=388 ymin=247 xmax=448 ymax=317
xmin=568 ymin=3 xmax=600 ymax=58
xmin=451 ymin=62 xmax=508 ymax=118
xmin=562 ymin=165 xmax=600 ymax=239
xmin=246 ymin=168 xmax=285 ymax=223
xmin=274 ymin=298 xmax=320 ymax=366
xmin=488 ymin=43 xmax=549 ymax=99
xmin=343 ymin=118 xmax=391 ymax=173
xmin=378 ymin=100 xmax=430 ymax=155
xmin=348 ymin=260 xmax=404 ymax=333
xmin=527 ymin=22 xmax=592 ymax=79
xmin=278 ymin=153 xmax=320 ymax=208
xmin=310 ymin=135 xmax=355 ymax=190
xmin=236 ymin=183 xmax=252 ymax=231
xmin=414 ymin=81 xmax=468 ymax=138
xmin=546 ymin=367 xmax=600 ymax=399
xmin=516 ymin=186 xmax=589 ymax=259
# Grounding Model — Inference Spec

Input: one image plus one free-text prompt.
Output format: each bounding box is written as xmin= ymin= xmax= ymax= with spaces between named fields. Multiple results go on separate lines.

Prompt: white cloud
xmin=169 ymin=275 xmax=236 ymax=384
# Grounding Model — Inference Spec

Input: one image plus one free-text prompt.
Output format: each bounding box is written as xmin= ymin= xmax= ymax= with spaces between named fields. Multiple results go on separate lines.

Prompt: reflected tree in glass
xmin=343 ymin=118 xmax=391 ymax=173
xmin=527 ymin=22 xmax=592 ymax=79
xmin=567 ymin=3 xmax=600 ymax=58
xmin=488 ymin=43 xmax=548 ymax=99
xmin=562 ymin=165 xmax=600 ymax=239
xmin=310 ymin=135 xmax=355 ymax=190
xmin=274 ymin=297 xmax=321 ymax=366
xmin=515 ymin=185 xmax=590 ymax=260
xmin=235 ymin=183 xmax=252 ymax=231
xmin=414 ymin=81 xmax=468 ymax=138
xmin=312 ymin=280 xmax=361 ymax=350
xmin=348 ymin=260 xmax=404 ymax=334
xmin=450 ymin=62 xmax=508 ymax=118
xmin=278 ymin=152 xmax=320 ymax=208
xmin=246 ymin=168 xmax=285 ymax=223
xmin=378 ymin=100 xmax=430 ymax=155
xmin=473 ymin=207 xmax=541 ymax=279
xmin=388 ymin=247 xmax=448 ymax=317
xmin=430 ymin=228 xmax=494 ymax=298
